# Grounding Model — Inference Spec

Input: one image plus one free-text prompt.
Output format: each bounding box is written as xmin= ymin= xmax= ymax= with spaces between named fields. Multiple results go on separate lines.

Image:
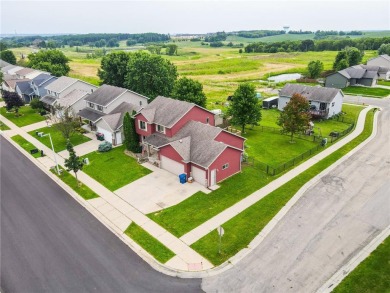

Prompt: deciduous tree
xmin=227 ymin=83 xmax=262 ymax=134
xmin=98 ymin=51 xmax=130 ymax=87
xmin=0 ymin=50 xmax=16 ymax=65
xmin=2 ymin=90 xmax=25 ymax=114
xmin=64 ymin=141 xmax=84 ymax=185
xmin=277 ymin=93 xmax=311 ymax=143
xmin=52 ymin=105 xmax=79 ymax=139
xmin=27 ymin=49 xmax=70 ymax=76
xmin=307 ymin=60 xmax=324 ymax=78
xmin=171 ymin=77 xmax=207 ymax=107
xmin=124 ymin=51 xmax=177 ymax=100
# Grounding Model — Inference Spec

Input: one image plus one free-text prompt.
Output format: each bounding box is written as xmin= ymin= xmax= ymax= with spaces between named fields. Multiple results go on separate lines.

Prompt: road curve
xmin=0 ymin=137 xmax=202 ymax=293
xmin=202 ymin=101 xmax=390 ymax=292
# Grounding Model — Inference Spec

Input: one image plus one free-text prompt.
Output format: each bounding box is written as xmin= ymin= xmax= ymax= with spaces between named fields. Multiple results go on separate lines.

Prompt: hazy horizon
xmin=1 ymin=1 xmax=389 ymax=35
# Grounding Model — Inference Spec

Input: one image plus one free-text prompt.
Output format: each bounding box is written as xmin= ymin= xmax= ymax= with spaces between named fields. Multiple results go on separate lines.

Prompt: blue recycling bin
xmin=179 ymin=173 xmax=187 ymax=184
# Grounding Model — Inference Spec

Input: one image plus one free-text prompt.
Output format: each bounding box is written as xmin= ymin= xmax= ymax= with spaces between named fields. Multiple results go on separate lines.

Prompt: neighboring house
xmin=2 ymin=78 xmax=30 ymax=92
xmin=135 ymin=96 xmax=245 ymax=187
xmin=0 ymin=59 xmax=11 ymax=68
xmin=56 ymin=89 xmax=90 ymax=114
xmin=40 ymin=76 xmax=97 ymax=113
xmin=78 ymin=84 xmax=149 ymax=145
xmin=29 ymin=74 xmax=58 ymax=98
xmin=367 ymin=54 xmax=390 ymax=79
xmin=278 ymin=84 xmax=343 ymax=119
xmin=15 ymin=80 xmax=35 ymax=102
xmin=325 ymin=66 xmax=379 ymax=89
xmin=1 ymin=65 xmax=24 ymax=76
xmin=14 ymin=67 xmax=46 ymax=80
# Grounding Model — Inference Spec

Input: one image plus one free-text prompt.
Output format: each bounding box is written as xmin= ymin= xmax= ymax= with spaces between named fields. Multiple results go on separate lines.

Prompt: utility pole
xmin=39 ymin=132 xmax=60 ymax=175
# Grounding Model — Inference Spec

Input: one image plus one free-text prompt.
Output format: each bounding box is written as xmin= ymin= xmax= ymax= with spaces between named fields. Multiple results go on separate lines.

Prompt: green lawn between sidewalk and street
xmin=191 ymin=109 xmax=375 ymax=265
xmin=342 ymin=86 xmax=390 ymax=98
xmin=125 ymin=223 xmax=175 ymax=264
xmin=332 ymin=236 xmax=390 ymax=293
xmin=50 ymin=166 xmax=99 ymax=200
xmin=29 ymin=126 xmax=91 ymax=153
xmin=11 ymin=135 xmax=42 ymax=158
xmin=148 ymin=105 xmax=364 ymax=238
xmin=81 ymin=145 xmax=152 ymax=192
xmin=0 ymin=121 xmax=10 ymax=130
xmin=0 ymin=106 xmax=46 ymax=127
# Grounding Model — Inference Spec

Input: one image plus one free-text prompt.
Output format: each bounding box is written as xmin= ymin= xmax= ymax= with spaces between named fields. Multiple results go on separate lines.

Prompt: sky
xmin=1 ymin=0 xmax=389 ymax=35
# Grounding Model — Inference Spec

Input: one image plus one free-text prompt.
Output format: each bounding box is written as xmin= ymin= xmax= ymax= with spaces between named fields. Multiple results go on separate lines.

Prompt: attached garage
xmin=96 ymin=127 xmax=113 ymax=144
xmin=160 ymin=155 xmax=184 ymax=175
xmin=191 ymin=165 xmax=206 ymax=186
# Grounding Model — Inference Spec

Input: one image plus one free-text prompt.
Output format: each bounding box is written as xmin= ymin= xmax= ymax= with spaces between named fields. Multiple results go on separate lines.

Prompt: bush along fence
xmin=244 ymin=122 xmax=355 ymax=176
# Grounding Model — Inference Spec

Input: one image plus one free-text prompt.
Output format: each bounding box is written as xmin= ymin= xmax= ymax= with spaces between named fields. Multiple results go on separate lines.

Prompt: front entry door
xmin=210 ymin=169 xmax=217 ymax=186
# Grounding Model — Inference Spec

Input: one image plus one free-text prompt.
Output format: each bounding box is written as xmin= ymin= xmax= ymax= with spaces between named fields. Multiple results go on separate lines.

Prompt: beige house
xmin=367 ymin=54 xmax=390 ymax=80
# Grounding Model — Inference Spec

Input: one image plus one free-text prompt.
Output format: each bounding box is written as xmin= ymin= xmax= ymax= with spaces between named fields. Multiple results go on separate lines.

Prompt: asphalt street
xmin=202 ymin=98 xmax=390 ymax=292
xmin=0 ymin=137 xmax=202 ymax=293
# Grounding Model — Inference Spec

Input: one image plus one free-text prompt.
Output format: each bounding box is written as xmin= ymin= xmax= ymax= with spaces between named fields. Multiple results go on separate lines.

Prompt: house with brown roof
xmin=278 ymin=84 xmax=343 ymax=119
xmin=135 ymin=96 xmax=245 ymax=187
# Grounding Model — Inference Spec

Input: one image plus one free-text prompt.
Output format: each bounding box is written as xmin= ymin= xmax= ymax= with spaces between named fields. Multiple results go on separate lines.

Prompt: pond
xmin=268 ymin=73 xmax=302 ymax=82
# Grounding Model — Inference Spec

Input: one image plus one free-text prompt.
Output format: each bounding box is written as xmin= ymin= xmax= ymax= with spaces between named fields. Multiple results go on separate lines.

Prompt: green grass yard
xmin=191 ymin=109 xmax=375 ymax=265
xmin=342 ymin=86 xmax=390 ymax=98
xmin=0 ymin=106 xmax=46 ymax=127
xmin=51 ymin=167 xmax=99 ymax=200
xmin=377 ymin=80 xmax=390 ymax=87
xmin=11 ymin=135 xmax=41 ymax=158
xmin=125 ymin=223 xmax=175 ymax=263
xmin=81 ymin=145 xmax=152 ymax=191
xmin=0 ymin=121 xmax=10 ymax=130
xmin=333 ymin=236 xmax=390 ymax=293
xmin=29 ymin=126 xmax=91 ymax=152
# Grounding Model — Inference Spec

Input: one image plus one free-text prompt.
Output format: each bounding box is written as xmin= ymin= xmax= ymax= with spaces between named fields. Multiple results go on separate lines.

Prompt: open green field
xmin=342 ymin=86 xmax=390 ymax=98
xmin=0 ymin=106 xmax=46 ymax=127
xmin=192 ymin=108 xmax=375 ymax=265
xmin=11 ymin=135 xmax=42 ymax=158
xmin=333 ymin=236 xmax=390 ymax=293
xmin=81 ymin=145 xmax=152 ymax=191
xmin=29 ymin=126 xmax=91 ymax=152
xmin=125 ymin=223 xmax=175 ymax=263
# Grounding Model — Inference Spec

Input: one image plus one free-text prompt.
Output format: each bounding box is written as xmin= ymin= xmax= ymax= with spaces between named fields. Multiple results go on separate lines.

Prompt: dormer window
xmin=88 ymin=102 xmax=95 ymax=109
xmin=156 ymin=124 xmax=165 ymax=133
xmin=97 ymin=105 xmax=103 ymax=111
xmin=139 ymin=120 xmax=147 ymax=131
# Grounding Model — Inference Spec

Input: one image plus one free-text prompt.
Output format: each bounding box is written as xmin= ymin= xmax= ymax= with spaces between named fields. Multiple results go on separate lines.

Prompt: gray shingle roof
xmin=4 ymin=78 xmax=30 ymax=90
xmin=45 ymin=76 xmax=78 ymax=93
xmin=31 ymin=73 xmax=53 ymax=86
xmin=280 ymin=84 xmax=341 ymax=103
xmin=15 ymin=80 xmax=32 ymax=94
xmin=78 ymin=108 xmax=105 ymax=122
xmin=84 ymin=84 xmax=127 ymax=106
xmin=144 ymin=120 xmax=232 ymax=167
xmin=363 ymin=70 xmax=379 ymax=79
xmin=138 ymin=96 xmax=208 ymax=128
xmin=100 ymin=102 xmax=140 ymax=130
xmin=0 ymin=59 xmax=11 ymax=68
xmin=40 ymin=95 xmax=57 ymax=106
xmin=57 ymin=89 xmax=89 ymax=108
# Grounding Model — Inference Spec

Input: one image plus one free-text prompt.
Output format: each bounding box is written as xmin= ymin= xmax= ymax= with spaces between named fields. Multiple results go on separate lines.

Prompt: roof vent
xmin=179 ymin=139 xmax=182 ymax=143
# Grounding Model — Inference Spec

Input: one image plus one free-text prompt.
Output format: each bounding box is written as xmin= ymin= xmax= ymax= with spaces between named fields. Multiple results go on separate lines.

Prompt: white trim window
xmin=222 ymin=163 xmax=229 ymax=170
xmin=156 ymin=124 xmax=165 ymax=133
xmin=88 ymin=102 xmax=95 ymax=109
xmin=139 ymin=120 xmax=147 ymax=131
xmin=97 ymin=105 xmax=103 ymax=111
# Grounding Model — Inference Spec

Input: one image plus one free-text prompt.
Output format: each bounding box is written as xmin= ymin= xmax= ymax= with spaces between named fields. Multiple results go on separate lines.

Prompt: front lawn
xmin=29 ymin=126 xmax=91 ymax=152
xmin=11 ymin=135 xmax=41 ymax=158
xmin=333 ymin=236 xmax=390 ymax=293
xmin=81 ymin=146 xmax=152 ymax=191
xmin=191 ymin=109 xmax=375 ymax=265
xmin=51 ymin=167 xmax=99 ymax=200
xmin=342 ymin=86 xmax=390 ymax=98
xmin=125 ymin=223 xmax=175 ymax=263
xmin=0 ymin=106 xmax=46 ymax=127
xmin=377 ymin=80 xmax=390 ymax=87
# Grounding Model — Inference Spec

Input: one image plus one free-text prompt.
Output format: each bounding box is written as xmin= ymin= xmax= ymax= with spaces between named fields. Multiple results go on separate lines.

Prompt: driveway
xmin=202 ymin=105 xmax=390 ymax=292
xmin=114 ymin=163 xmax=211 ymax=214
xmin=58 ymin=137 xmax=102 ymax=158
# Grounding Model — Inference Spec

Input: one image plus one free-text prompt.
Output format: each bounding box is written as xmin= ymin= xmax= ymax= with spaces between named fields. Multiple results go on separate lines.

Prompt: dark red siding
xmin=214 ymin=131 xmax=245 ymax=150
xmin=135 ymin=113 xmax=153 ymax=137
xmin=159 ymin=145 xmax=185 ymax=164
xmin=209 ymin=147 xmax=242 ymax=184
xmin=170 ymin=107 xmax=215 ymax=136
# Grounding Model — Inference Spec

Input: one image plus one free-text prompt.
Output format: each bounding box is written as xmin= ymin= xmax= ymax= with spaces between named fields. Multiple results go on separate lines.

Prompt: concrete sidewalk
xmin=180 ymin=106 xmax=373 ymax=246
xmin=0 ymin=114 xmax=213 ymax=272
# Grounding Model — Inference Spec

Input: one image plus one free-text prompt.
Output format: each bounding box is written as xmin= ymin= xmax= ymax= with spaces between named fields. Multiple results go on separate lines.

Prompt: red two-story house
xmin=134 ymin=96 xmax=245 ymax=187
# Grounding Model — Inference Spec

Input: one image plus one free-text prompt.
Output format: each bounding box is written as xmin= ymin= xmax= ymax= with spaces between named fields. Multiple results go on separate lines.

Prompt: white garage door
xmin=160 ymin=156 xmax=184 ymax=175
xmin=97 ymin=127 xmax=113 ymax=144
xmin=115 ymin=132 xmax=122 ymax=145
xmin=191 ymin=165 xmax=206 ymax=186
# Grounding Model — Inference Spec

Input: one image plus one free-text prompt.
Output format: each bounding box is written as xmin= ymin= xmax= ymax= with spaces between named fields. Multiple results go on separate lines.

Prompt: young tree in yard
xmin=277 ymin=93 xmax=311 ymax=143
xmin=333 ymin=51 xmax=348 ymax=70
xmin=307 ymin=60 xmax=324 ymax=78
xmin=227 ymin=83 xmax=262 ymax=134
xmin=64 ymin=141 xmax=84 ymax=185
xmin=346 ymin=47 xmax=363 ymax=66
xmin=2 ymin=90 xmax=25 ymax=114
xmin=171 ymin=77 xmax=207 ymax=107
xmin=29 ymin=97 xmax=44 ymax=110
xmin=123 ymin=112 xmax=141 ymax=153
xmin=0 ymin=50 xmax=16 ymax=65
xmin=27 ymin=49 xmax=70 ymax=76
xmin=125 ymin=51 xmax=177 ymax=100
xmin=52 ymin=105 xmax=79 ymax=139
xmin=98 ymin=51 xmax=130 ymax=87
